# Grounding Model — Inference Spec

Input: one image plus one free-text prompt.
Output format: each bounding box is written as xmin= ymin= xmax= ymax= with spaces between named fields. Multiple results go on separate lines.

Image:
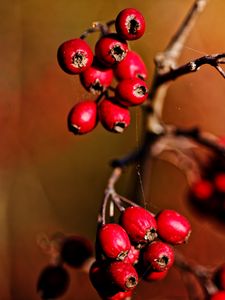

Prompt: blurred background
xmin=1 ymin=0 xmax=225 ymax=299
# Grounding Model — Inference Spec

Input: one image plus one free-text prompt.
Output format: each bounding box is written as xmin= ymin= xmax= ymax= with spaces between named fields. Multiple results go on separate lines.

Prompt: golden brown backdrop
xmin=1 ymin=0 xmax=225 ymax=299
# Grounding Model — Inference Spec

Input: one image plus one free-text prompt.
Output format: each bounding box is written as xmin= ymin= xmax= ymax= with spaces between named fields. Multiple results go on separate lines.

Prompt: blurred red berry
xmin=210 ymin=291 xmax=225 ymax=300
xmin=144 ymin=269 xmax=168 ymax=282
xmin=191 ymin=179 xmax=213 ymax=201
xmin=214 ymin=173 xmax=225 ymax=193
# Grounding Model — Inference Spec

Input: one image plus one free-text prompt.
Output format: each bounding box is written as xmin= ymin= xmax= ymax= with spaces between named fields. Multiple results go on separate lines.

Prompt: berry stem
xmin=80 ymin=21 xmax=114 ymax=39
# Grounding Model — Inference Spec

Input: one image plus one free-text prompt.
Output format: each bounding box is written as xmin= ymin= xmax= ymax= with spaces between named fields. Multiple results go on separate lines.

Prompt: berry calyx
xmin=120 ymin=206 xmax=157 ymax=246
xmin=67 ymin=100 xmax=98 ymax=135
xmin=98 ymin=223 xmax=131 ymax=260
xmin=95 ymin=34 xmax=128 ymax=67
xmin=115 ymin=8 xmax=146 ymax=40
xmin=98 ymin=98 xmax=131 ymax=133
xmin=60 ymin=235 xmax=93 ymax=268
xmin=37 ymin=265 xmax=70 ymax=299
xmin=143 ymin=241 xmax=174 ymax=272
xmin=57 ymin=38 xmax=93 ymax=74
xmin=80 ymin=58 xmax=113 ymax=94
xmin=108 ymin=261 xmax=138 ymax=291
xmin=113 ymin=50 xmax=147 ymax=80
xmin=116 ymin=78 xmax=149 ymax=106
xmin=156 ymin=209 xmax=191 ymax=245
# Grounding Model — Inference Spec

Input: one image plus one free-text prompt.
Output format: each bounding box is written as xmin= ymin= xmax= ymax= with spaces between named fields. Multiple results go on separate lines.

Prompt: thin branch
xmin=154 ymin=53 xmax=225 ymax=86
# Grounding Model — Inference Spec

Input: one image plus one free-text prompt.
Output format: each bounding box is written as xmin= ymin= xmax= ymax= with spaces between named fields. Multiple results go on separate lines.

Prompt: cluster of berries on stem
xmin=57 ymin=8 xmax=149 ymax=135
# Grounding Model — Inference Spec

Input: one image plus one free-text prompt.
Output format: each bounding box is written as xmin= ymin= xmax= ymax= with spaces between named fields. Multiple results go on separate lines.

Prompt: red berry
xmin=95 ymin=33 xmax=128 ymax=67
xmin=98 ymin=223 xmax=131 ymax=260
xmin=113 ymin=50 xmax=147 ymax=80
xmin=210 ymin=291 xmax=225 ymax=300
xmin=144 ymin=269 xmax=168 ymax=282
xmin=214 ymin=263 xmax=225 ymax=290
xmin=105 ymin=290 xmax=133 ymax=300
xmin=115 ymin=8 xmax=145 ymax=40
xmin=120 ymin=206 xmax=157 ymax=246
xmin=214 ymin=173 xmax=225 ymax=193
xmin=37 ymin=265 xmax=70 ymax=299
xmin=80 ymin=58 xmax=113 ymax=94
xmin=57 ymin=38 xmax=93 ymax=74
xmin=98 ymin=98 xmax=131 ymax=133
xmin=143 ymin=241 xmax=174 ymax=272
xmin=67 ymin=100 xmax=98 ymax=135
xmin=191 ymin=179 xmax=213 ymax=201
xmin=123 ymin=245 xmax=140 ymax=265
xmin=108 ymin=261 xmax=138 ymax=291
xmin=156 ymin=209 xmax=191 ymax=245
xmin=60 ymin=235 xmax=93 ymax=268
xmin=116 ymin=78 xmax=148 ymax=107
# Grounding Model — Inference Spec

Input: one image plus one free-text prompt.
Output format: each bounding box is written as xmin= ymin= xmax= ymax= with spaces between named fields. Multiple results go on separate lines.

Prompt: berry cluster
xmin=37 ymin=234 xmax=93 ymax=299
xmin=57 ymin=8 xmax=149 ymax=135
xmin=90 ymin=205 xmax=191 ymax=300
xmin=188 ymin=146 xmax=225 ymax=221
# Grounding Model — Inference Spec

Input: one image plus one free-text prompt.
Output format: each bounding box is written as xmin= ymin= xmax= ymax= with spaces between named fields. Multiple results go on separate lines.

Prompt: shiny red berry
xmin=156 ymin=209 xmax=191 ymax=245
xmin=123 ymin=245 xmax=140 ymax=265
xmin=210 ymin=291 xmax=225 ymax=300
xmin=95 ymin=33 xmax=128 ymax=67
xmin=57 ymin=38 xmax=93 ymax=74
xmin=214 ymin=173 xmax=225 ymax=193
xmin=80 ymin=58 xmax=113 ymax=94
xmin=108 ymin=261 xmax=138 ymax=291
xmin=115 ymin=8 xmax=145 ymax=40
xmin=113 ymin=50 xmax=147 ymax=80
xmin=143 ymin=241 xmax=174 ymax=272
xmin=191 ymin=179 xmax=213 ymax=201
xmin=98 ymin=98 xmax=131 ymax=133
xmin=60 ymin=235 xmax=93 ymax=268
xmin=98 ymin=223 xmax=131 ymax=260
xmin=120 ymin=206 xmax=157 ymax=246
xmin=105 ymin=290 xmax=133 ymax=300
xmin=214 ymin=263 xmax=225 ymax=290
xmin=67 ymin=100 xmax=98 ymax=135
xmin=37 ymin=265 xmax=70 ymax=299
xmin=144 ymin=269 xmax=168 ymax=282
xmin=116 ymin=78 xmax=148 ymax=107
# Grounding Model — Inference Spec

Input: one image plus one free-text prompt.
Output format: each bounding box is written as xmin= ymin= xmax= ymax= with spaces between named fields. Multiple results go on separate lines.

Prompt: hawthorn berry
xmin=95 ymin=33 xmax=128 ymax=67
xmin=214 ymin=263 xmax=225 ymax=290
xmin=191 ymin=179 xmax=214 ymax=201
xmin=210 ymin=291 xmax=225 ymax=300
xmin=57 ymin=38 xmax=93 ymax=74
xmin=156 ymin=209 xmax=191 ymax=245
xmin=67 ymin=100 xmax=98 ymax=135
xmin=115 ymin=8 xmax=145 ymax=40
xmin=98 ymin=223 xmax=131 ymax=260
xmin=120 ymin=206 xmax=157 ymax=245
xmin=214 ymin=173 xmax=225 ymax=193
xmin=143 ymin=241 xmax=174 ymax=272
xmin=37 ymin=265 xmax=70 ymax=299
xmin=144 ymin=269 xmax=168 ymax=282
xmin=107 ymin=261 xmax=138 ymax=291
xmin=113 ymin=50 xmax=147 ymax=80
xmin=60 ymin=235 xmax=93 ymax=268
xmin=98 ymin=98 xmax=131 ymax=133
xmin=80 ymin=58 xmax=113 ymax=94
xmin=105 ymin=290 xmax=133 ymax=300
xmin=123 ymin=245 xmax=140 ymax=265
xmin=116 ymin=78 xmax=149 ymax=107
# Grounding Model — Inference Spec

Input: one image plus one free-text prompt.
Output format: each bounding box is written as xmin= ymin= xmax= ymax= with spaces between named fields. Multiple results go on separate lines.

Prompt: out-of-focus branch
xmin=147 ymin=0 xmax=209 ymax=132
